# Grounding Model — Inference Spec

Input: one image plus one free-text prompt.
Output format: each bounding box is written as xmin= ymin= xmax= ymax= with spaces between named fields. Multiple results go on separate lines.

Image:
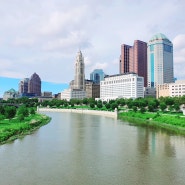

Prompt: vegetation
xmin=38 ymin=96 xmax=185 ymax=135
xmin=0 ymin=98 xmax=50 ymax=145
xmin=1 ymin=95 xmax=185 ymax=143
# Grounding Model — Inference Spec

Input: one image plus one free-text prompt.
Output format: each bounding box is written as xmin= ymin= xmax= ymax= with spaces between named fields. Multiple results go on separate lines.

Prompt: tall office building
xmin=61 ymin=51 xmax=86 ymax=100
xmin=19 ymin=78 xmax=29 ymax=94
xmin=90 ymin=69 xmax=105 ymax=84
xmin=28 ymin=73 xmax=41 ymax=96
xmin=120 ymin=40 xmax=147 ymax=87
xmin=74 ymin=50 xmax=85 ymax=90
xmin=147 ymin=33 xmax=174 ymax=88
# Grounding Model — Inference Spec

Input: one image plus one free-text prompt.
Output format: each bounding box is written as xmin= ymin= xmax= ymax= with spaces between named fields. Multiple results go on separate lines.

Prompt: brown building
xmin=84 ymin=80 xmax=100 ymax=98
xmin=28 ymin=73 xmax=41 ymax=96
xmin=120 ymin=40 xmax=147 ymax=87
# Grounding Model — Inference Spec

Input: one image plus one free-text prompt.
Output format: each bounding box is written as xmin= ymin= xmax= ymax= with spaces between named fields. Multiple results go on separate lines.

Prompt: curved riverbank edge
xmin=0 ymin=114 xmax=51 ymax=145
xmin=38 ymin=107 xmax=118 ymax=119
xmin=119 ymin=115 xmax=185 ymax=136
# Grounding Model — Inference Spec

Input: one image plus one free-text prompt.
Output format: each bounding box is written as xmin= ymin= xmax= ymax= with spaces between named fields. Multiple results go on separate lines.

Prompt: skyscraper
xmin=147 ymin=33 xmax=174 ymax=88
xmin=19 ymin=78 xmax=29 ymax=94
xmin=28 ymin=72 xmax=41 ymax=96
xmin=74 ymin=50 xmax=85 ymax=90
xmin=120 ymin=40 xmax=147 ymax=87
xmin=90 ymin=69 xmax=105 ymax=84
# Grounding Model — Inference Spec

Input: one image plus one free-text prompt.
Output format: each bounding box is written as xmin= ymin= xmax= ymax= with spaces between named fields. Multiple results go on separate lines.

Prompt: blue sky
xmin=0 ymin=0 xmax=185 ymax=97
xmin=0 ymin=76 xmax=68 ymax=98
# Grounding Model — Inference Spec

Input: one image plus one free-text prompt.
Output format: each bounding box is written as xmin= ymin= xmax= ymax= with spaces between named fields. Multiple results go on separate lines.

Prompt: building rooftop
xmin=149 ymin=33 xmax=171 ymax=43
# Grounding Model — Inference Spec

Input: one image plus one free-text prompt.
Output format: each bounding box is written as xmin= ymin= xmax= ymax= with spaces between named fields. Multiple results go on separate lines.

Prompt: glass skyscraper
xmin=90 ymin=69 xmax=105 ymax=84
xmin=147 ymin=33 xmax=174 ymax=88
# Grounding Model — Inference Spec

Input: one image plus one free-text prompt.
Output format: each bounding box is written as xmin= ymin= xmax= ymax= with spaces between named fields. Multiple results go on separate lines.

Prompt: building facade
xmin=157 ymin=80 xmax=185 ymax=98
xmin=100 ymin=73 xmax=144 ymax=101
xmin=90 ymin=69 xmax=105 ymax=84
xmin=3 ymin=88 xmax=18 ymax=100
xmin=28 ymin=73 xmax=41 ymax=96
xmin=19 ymin=78 xmax=29 ymax=94
xmin=120 ymin=40 xmax=147 ymax=87
xmin=61 ymin=89 xmax=86 ymax=101
xmin=74 ymin=50 xmax=85 ymax=90
xmin=147 ymin=33 xmax=174 ymax=88
xmin=85 ymin=83 xmax=100 ymax=98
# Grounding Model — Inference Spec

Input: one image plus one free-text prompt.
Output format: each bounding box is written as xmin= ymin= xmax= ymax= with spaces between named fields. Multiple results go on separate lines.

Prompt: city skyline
xmin=0 ymin=0 xmax=185 ymax=87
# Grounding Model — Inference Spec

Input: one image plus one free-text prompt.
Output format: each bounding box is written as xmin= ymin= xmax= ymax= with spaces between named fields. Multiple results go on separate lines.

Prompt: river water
xmin=0 ymin=112 xmax=185 ymax=185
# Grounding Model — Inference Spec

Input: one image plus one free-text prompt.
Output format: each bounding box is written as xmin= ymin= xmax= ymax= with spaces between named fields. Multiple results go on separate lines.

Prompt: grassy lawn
xmin=0 ymin=113 xmax=50 ymax=145
xmin=119 ymin=111 xmax=185 ymax=135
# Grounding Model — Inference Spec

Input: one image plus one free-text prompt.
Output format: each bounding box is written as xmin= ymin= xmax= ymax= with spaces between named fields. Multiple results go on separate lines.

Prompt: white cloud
xmin=173 ymin=34 xmax=185 ymax=50
xmin=0 ymin=0 xmax=185 ymax=86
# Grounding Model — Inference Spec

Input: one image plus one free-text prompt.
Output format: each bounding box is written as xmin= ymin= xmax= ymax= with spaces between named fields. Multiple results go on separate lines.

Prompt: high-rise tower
xmin=19 ymin=78 xmax=29 ymax=94
xmin=147 ymin=33 xmax=174 ymax=88
xmin=120 ymin=40 xmax=147 ymax=87
xmin=28 ymin=72 xmax=41 ymax=96
xmin=74 ymin=50 xmax=85 ymax=90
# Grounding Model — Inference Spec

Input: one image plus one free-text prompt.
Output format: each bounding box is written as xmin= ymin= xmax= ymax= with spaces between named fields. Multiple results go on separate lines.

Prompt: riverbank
xmin=0 ymin=113 xmax=51 ymax=145
xmin=119 ymin=111 xmax=185 ymax=136
xmin=38 ymin=107 xmax=118 ymax=119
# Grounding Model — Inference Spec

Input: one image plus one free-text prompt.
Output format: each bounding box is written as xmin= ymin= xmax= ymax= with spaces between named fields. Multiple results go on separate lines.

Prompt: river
xmin=0 ymin=111 xmax=185 ymax=185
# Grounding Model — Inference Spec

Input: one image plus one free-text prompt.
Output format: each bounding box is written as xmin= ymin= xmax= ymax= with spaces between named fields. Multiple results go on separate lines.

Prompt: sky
xmin=0 ymin=0 xmax=185 ymax=97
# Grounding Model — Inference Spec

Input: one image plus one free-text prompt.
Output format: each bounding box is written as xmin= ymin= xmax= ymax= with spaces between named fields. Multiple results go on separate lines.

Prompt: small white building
xmin=61 ymin=88 xmax=86 ymax=101
xmin=157 ymin=80 xmax=185 ymax=98
xmin=100 ymin=73 xmax=144 ymax=101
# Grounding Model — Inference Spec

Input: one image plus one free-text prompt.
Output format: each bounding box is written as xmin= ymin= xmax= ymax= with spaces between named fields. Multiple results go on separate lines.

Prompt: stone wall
xmin=38 ymin=107 xmax=118 ymax=119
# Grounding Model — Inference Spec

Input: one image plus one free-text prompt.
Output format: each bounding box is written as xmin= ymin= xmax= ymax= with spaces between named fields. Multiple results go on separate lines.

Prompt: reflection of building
xmin=3 ymin=88 xmax=18 ymax=100
xmin=147 ymin=33 xmax=174 ymax=88
xmin=90 ymin=69 xmax=105 ymax=84
xmin=100 ymin=73 xmax=144 ymax=101
xmin=28 ymin=73 xmax=41 ymax=96
xmin=19 ymin=78 xmax=29 ymax=94
xmin=157 ymin=80 xmax=185 ymax=98
xmin=120 ymin=40 xmax=147 ymax=87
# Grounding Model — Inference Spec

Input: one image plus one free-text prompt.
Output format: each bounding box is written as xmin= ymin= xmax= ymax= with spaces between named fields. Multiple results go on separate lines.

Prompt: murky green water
xmin=0 ymin=112 xmax=185 ymax=185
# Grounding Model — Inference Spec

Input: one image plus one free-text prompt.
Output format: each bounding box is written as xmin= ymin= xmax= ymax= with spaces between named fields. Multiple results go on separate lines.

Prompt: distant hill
xmin=0 ymin=76 xmax=69 ymax=98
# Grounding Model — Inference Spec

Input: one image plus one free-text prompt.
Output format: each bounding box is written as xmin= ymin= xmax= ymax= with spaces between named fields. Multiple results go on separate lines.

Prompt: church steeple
xmin=74 ymin=50 xmax=85 ymax=90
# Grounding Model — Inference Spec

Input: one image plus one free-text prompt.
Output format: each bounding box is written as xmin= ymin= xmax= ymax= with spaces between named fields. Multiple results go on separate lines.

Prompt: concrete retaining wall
xmin=38 ymin=107 xmax=118 ymax=119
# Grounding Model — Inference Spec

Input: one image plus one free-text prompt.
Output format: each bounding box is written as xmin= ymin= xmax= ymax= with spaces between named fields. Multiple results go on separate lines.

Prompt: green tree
xmin=132 ymin=106 xmax=137 ymax=112
xmin=105 ymin=103 xmax=111 ymax=110
xmin=174 ymin=103 xmax=180 ymax=112
xmin=140 ymin=107 xmax=146 ymax=114
xmin=97 ymin=102 xmax=103 ymax=109
xmin=110 ymin=102 xmax=118 ymax=110
xmin=90 ymin=103 xmax=95 ymax=109
xmin=148 ymin=105 xmax=154 ymax=112
xmin=5 ymin=106 xmax=16 ymax=120
xmin=18 ymin=106 xmax=29 ymax=117
xmin=30 ymin=108 xmax=36 ymax=115
xmin=160 ymin=102 xmax=167 ymax=112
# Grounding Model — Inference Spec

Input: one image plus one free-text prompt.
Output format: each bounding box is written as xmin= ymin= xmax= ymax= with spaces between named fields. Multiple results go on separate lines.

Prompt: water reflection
xmin=136 ymin=127 xmax=176 ymax=157
xmin=0 ymin=112 xmax=185 ymax=185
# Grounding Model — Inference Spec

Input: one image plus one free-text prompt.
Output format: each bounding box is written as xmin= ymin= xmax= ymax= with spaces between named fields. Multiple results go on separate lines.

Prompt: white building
xmin=147 ymin=33 xmax=174 ymax=88
xmin=157 ymin=80 xmax=185 ymax=98
xmin=61 ymin=89 xmax=86 ymax=101
xmin=100 ymin=73 xmax=144 ymax=101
